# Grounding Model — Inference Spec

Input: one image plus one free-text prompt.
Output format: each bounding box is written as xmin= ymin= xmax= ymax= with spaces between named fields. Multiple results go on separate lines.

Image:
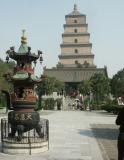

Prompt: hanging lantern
xmin=10 ymin=46 xmax=15 ymax=52
xmin=40 ymin=56 xmax=43 ymax=64
xmin=6 ymin=55 xmax=9 ymax=63
xmin=28 ymin=46 xmax=31 ymax=54
xmin=38 ymin=50 xmax=42 ymax=56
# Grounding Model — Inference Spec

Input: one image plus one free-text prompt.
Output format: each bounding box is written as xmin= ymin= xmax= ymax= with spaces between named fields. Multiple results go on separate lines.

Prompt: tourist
xmin=89 ymin=103 xmax=93 ymax=111
xmin=116 ymin=92 xmax=124 ymax=160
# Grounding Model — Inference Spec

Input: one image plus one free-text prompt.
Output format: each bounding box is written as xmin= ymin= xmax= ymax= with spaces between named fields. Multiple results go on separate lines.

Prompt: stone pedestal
xmin=1 ymin=118 xmax=49 ymax=155
xmin=2 ymin=141 xmax=48 ymax=154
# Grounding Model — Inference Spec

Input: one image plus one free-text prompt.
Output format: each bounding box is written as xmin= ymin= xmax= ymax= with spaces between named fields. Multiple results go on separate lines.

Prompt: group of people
xmin=70 ymin=99 xmax=93 ymax=111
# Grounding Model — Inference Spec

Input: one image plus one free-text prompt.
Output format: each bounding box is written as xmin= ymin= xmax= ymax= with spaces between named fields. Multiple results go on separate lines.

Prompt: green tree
xmin=54 ymin=79 xmax=65 ymax=94
xmin=90 ymin=73 xmax=110 ymax=106
xmin=110 ymin=68 xmax=124 ymax=98
xmin=37 ymin=76 xmax=56 ymax=96
xmin=37 ymin=76 xmax=65 ymax=96
xmin=0 ymin=59 xmax=15 ymax=108
xmin=36 ymin=76 xmax=65 ymax=110
xmin=0 ymin=59 xmax=14 ymax=91
xmin=78 ymin=80 xmax=91 ymax=96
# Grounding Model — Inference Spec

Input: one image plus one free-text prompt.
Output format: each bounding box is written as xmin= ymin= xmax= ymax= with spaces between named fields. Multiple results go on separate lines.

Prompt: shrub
xmin=0 ymin=94 xmax=6 ymax=109
xmin=44 ymin=98 xmax=55 ymax=110
xmin=101 ymin=104 xmax=122 ymax=114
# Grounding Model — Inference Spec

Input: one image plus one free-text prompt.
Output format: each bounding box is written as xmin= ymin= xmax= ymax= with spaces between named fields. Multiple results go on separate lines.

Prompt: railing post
xmin=1 ymin=119 xmax=3 ymax=152
xmin=28 ymin=131 xmax=31 ymax=155
xmin=46 ymin=120 xmax=49 ymax=149
xmin=1 ymin=118 xmax=49 ymax=154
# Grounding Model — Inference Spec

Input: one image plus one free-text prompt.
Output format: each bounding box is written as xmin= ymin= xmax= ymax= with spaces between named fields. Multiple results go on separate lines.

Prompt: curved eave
xmin=64 ymin=24 xmax=88 ymax=28
xmin=11 ymin=73 xmax=41 ymax=83
xmin=12 ymin=78 xmax=41 ymax=83
xmin=62 ymin=33 xmax=90 ymax=37
xmin=60 ymin=43 xmax=92 ymax=47
xmin=58 ymin=54 xmax=94 ymax=59
xmin=65 ymin=14 xmax=86 ymax=18
xmin=8 ymin=52 xmax=39 ymax=61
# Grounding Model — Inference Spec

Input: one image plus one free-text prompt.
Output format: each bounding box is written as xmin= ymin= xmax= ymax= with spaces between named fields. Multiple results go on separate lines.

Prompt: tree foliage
xmin=77 ymin=73 xmax=110 ymax=107
xmin=0 ymin=59 xmax=14 ymax=108
xmin=90 ymin=73 xmax=110 ymax=104
xmin=0 ymin=59 xmax=14 ymax=91
xmin=36 ymin=76 xmax=65 ymax=96
xmin=36 ymin=76 xmax=64 ymax=110
xmin=110 ymin=68 xmax=124 ymax=97
xmin=78 ymin=80 xmax=91 ymax=96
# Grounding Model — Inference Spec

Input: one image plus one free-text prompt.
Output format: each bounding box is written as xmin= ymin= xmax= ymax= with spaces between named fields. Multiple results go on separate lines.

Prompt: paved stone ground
xmin=91 ymin=124 xmax=118 ymax=160
xmin=0 ymin=110 xmax=118 ymax=160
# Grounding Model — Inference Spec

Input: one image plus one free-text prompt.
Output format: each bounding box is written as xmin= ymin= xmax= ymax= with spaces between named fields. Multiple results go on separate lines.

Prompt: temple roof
xmin=6 ymin=30 xmax=41 ymax=62
xmin=18 ymin=43 xmax=28 ymax=54
xmin=12 ymin=71 xmax=41 ymax=82
xmin=9 ymin=53 xmax=39 ymax=61
xmin=44 ymin=68 xmax=107 ymax=82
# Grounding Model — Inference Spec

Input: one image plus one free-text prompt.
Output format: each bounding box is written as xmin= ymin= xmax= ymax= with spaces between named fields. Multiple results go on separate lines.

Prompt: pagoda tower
xmin=44 ymin=4 xmax=107 ymax=93
xmin=58 ymin=4 xmax=95 ymax=68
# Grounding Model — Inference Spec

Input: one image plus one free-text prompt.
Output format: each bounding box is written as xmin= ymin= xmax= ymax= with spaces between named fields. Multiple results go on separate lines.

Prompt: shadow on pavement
xmin=78 ymin=124 xmax=118 ymax=160
xmin=78 ymin=124 xmax=119 ymax=140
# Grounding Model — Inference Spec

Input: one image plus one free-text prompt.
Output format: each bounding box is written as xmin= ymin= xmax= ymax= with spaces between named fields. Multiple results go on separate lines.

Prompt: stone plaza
xmin=0 ymin=109 xmax=118 ymax=160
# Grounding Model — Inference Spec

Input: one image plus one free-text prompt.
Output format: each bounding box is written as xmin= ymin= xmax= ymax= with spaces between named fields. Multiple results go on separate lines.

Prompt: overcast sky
xmin=0 ymin=0 xmax=124 ymax=78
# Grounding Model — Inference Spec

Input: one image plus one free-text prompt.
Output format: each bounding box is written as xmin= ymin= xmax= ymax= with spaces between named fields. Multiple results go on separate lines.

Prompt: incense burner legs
xmin=8 ymin=111 xmax=43 ymax=141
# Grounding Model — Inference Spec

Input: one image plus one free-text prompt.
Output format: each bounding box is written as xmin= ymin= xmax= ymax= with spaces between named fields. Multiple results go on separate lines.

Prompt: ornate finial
xmin=22 ymin=29 xmax=26 ymax=37
xmin=21 ymin=29 xmax=27 ymax=44
xmin=74 ymin=4 xmax=77 ymax=11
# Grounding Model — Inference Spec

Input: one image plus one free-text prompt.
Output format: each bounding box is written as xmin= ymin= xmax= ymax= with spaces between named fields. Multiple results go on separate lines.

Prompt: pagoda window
xmin=75 ymin=60 xmax=78 ymax=64
xmin=75 ymin=39 xmax=78 ymax=43
xmin=74 ymin=19 xmax=77 ymax=23
xmin=20 ymin=62 xmax=25 ymax=68
xmin=74 ymin=29 xmax=77 ymax=33
xmin=75 ymin=49 xmax=78 ymax=53
xmin=84 ymin=61 xmax=89 ymax=67
xmin=17 ymin=87 xmax=24 ymax=98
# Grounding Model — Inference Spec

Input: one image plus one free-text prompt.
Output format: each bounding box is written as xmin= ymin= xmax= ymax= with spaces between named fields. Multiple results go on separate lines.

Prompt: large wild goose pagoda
xmin=44 ymin=4 xmax=107 ymax=92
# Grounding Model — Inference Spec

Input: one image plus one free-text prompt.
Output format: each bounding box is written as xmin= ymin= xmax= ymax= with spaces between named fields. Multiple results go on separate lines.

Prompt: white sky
xmin=0 ymin=0 xmax=124 ymax=78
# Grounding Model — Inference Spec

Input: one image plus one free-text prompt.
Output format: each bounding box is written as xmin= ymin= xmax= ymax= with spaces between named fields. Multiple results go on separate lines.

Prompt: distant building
xmin=44 ymin=4 xmax=107 ymax=92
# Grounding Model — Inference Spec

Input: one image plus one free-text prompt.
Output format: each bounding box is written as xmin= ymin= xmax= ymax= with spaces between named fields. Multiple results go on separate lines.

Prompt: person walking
xmin=116 ymin=93 xmax=124 ymax=160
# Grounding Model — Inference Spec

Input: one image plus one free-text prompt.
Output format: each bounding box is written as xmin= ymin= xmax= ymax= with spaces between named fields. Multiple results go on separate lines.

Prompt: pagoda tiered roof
xmin=7 ymin=51 xmax=39 ymax=62
xmin=4 ymin=70 xmax=41 ymax=83
xmin=5 ymin=30 xmax=42 ymax=83
xmin=6 ymin=30 xmax=42 ymax=62
xmin=12 ymin=71 xmax=41 ymax=83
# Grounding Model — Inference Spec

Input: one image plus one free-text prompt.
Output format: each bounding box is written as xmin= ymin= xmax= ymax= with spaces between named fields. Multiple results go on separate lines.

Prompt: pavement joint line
xmin=96 ymin=138 xmax=110 ymax=160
